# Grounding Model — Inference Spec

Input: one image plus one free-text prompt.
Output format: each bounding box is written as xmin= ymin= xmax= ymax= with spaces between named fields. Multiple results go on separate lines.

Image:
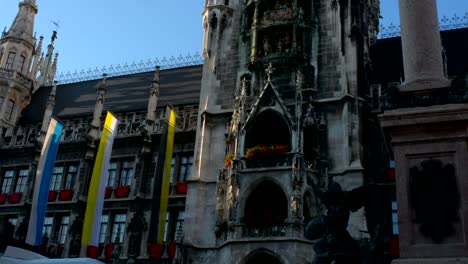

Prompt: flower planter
xmin=58 ymin=189 xmax=74 ymax=201
xmin=8 ymin=192 xmax=22 ymax=204
xmin=115 ymin=185 xmax=130 ymax=198
xmin=0 ymin=193 xmax=7 ymax=204
xmin=87 ymin=245 xmax=99 ymax=259
xmin=148 ymin=243 xmax=163 ymax=259
xmin=168 ymin=241 xmax=176 ymax=259
xmin=389 ymin=235 xmax=400 ymax=257
xmin=48 ymin=190 xmax=57 ymax=202
xmin=105 ymin=187 xmax=113 ymax=199
xmin=105 ymin=243 xmax=114 ymax=260
xmin=56 ymin=243 xmax=63 ymax=256
xmin=176 ymin=182 xmax=188 ymax=194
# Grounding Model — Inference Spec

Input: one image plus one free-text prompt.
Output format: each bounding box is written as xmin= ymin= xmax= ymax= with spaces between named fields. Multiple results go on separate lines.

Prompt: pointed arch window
xmin=16 ymin=55 xmax=25 ymax=72
xmin=5 ymin=52 xmax=15 ymax=69
xmin=5 ymin=100 xmax=14 ymax=121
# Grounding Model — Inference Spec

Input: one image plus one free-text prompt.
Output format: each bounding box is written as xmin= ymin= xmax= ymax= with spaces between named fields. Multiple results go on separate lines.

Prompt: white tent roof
xmin=0 ymin=247 xmax=104 ymax=264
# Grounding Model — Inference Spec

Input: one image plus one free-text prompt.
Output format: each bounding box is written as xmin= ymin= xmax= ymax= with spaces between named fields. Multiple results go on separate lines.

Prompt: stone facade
xmin=184 ymin=0 xmax=381 ymax=263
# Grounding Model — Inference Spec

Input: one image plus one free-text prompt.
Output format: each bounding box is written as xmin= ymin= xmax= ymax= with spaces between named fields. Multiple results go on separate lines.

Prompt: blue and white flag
xmin=26 ymin=117 xmax=63 ymax=246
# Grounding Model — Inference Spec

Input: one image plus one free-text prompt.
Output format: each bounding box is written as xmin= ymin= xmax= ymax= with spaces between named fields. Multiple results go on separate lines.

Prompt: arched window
xmin=245 ymin=109 xmax=290 ymax=150
xmin=210 ymin=13 xmax=218 ymax=30
xmin=244 ymin=180 xmax=287 ymax=227
xmin=243 ymin=249 xmax=283 ymax=264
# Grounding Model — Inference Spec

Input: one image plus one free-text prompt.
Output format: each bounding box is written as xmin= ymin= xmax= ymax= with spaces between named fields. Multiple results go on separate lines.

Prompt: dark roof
xmin=21 ymin=65 xmax=202 ymax=123
xmin=370 ymin=28 xmax=468 ymax=85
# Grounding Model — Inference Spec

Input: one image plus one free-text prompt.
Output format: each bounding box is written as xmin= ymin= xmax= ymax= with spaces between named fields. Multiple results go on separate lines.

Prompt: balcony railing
xmin=240 ymin=224 xmax=288 ymax=238
xmin=243 ymin=153 xmax=292 ymax=169
xmin=0 ymin=68 xmax=33 ymax=88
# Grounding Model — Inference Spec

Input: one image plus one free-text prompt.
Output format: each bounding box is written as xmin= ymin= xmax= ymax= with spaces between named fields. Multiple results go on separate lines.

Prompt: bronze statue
xmin=305 ymin=175 xmax=384 ymax=264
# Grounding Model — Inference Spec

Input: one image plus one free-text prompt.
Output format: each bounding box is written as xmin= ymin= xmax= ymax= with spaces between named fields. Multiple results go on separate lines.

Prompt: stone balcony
xmin=0 ymin=68 xmax=33 ymax=88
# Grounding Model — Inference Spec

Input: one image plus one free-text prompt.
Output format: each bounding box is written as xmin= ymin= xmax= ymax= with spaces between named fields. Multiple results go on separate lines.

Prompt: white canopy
xmin=0 ymin=246 xmax=104 ymax=264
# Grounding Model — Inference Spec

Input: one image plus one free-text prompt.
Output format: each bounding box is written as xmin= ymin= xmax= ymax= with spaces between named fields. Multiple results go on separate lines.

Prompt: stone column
xmin=399 ymin=0 xmax=450 ymax=92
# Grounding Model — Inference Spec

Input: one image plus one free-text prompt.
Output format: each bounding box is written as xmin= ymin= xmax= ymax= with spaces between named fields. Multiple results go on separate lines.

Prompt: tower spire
xmin=3 ymin=0 xmax=38 ymax=44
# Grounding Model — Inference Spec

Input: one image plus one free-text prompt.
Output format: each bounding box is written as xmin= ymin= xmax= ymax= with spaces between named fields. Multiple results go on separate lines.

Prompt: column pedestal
xmin=380 ymin=104 xmax=468 ymax=263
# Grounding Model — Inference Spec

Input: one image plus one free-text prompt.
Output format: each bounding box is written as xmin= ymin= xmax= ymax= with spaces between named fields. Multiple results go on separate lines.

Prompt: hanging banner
xmin=148 ymin=106 xmax=176 ymax=250
xmin=26 ymin=117 xmax=63 ymax=246
xmin=81 ymin=112 xmax=118 ymax=258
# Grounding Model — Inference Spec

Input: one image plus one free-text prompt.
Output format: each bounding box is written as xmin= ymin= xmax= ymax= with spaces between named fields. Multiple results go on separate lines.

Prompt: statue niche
xmin=409 ymin=159 xmax=461 ymax=243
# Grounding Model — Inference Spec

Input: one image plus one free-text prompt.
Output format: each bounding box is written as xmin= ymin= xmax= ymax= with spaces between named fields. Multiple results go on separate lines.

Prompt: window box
xmin=390 ymin=235 xmax=400 ymax=257
xmin=48 ymin=190 xmax=57 ymax=202
xmin=105 ymin=187 xmax=113 ymax=199
xmin=86 ymin=245 xmax=99 ymax=259
xmin=8 ymin=192 xmax=22 ymax=203
xmin=115 ymin=186 xmax=130 ymax=198
xmin=105 ymin=243 xmax=114 ymax=260
xmin=0 ymin=193 xmax=7 ymax=204
xmin=58 ymin=189 xmax=74 ymax=201
xmin=176 ymin=182 xmax=188 ymax=194
xmin=56 ymin=244 xmax=63 ymax=256
xmin=168 ymin=241 xmax=176 ymax=259
xmin=148 ymin=243 xmax=163 ymax=259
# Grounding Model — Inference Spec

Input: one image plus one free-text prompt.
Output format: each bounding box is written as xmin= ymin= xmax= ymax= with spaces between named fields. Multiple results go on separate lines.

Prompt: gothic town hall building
xmin=1 ymin=0 xmax=467 ymax=263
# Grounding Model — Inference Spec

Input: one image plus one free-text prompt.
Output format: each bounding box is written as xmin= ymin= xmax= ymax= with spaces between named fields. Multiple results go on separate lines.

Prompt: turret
xmin=35 ymin=31 xmax=58 ymax=89
xmin=0 ymin=0 xmax=38 ymax=74
xmin=87 ymin=74 xmax=107 ymax=148
xmin=141 ymin=66 xmax=160 ymax=153
xmin=37 ymin=81 xmax=57 ymax=146
xmin=0 ymin=0 xmax=39 ymax=128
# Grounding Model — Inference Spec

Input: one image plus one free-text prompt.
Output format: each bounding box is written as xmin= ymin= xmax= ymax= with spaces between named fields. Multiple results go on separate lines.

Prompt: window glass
xmin=14 ymin=169 xmax=28 ymax=192
xmin=179 ymin=155 xmax=193 ymax=182
xmin=0 ymin=97 xmax=3 ymax=112
xmin=5 ymin=100 xmax=14 ymax=121
xmin=50 ymin=166 xmax=64 ymax=190
xmin=99 ymin=214 xmax=109 ymax=244
xmin=392 ymin=201 xmax=399 ymax=234
xmin=119 ymin=161 xmax=134 ymax=186
xmin=107 ymin=162 xmax=117 ymax=187
xmin=111 ymin=213 xmax=126 ymax=243
xmin=169 ymin=157 xmax=176 ymax=184
xmin=42 ymin=216 xmax=53 ymax=241
xmin=175 ymin=211 xmax=185 ymax=242
xmin=17 ymin=55 xmax=25 ymax=72
xmin=163 ymin=212 xmax=170 ymax=242
xmin=64 ymin=165 xmax=77 ymax=189
xmin=1 ymin=170 xmax=14 ymax=193
xmin=58 ymin=216 xmax=70 ymax=244
xmin=6 ymin=52 xmax=15 ymax=69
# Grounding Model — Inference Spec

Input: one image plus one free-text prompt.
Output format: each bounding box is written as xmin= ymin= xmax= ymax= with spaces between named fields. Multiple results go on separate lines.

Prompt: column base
xmin=399 ymin=76 xmax=451 ymax=93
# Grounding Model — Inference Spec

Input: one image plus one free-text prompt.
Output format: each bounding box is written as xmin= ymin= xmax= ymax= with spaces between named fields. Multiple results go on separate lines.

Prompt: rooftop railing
xmin=55 ymin=52 xmax=203 ymax=85
xmin=379 ymin=13 xmax=468 ymax=39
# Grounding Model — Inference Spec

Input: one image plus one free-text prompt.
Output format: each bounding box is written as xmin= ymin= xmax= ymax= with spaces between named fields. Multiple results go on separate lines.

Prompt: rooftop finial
xmin=296 ymin=69 xmax=303 ymax=89
xmin=266 ymin=62 xmax=274 ymax=83
xmin=151 ymin=66 xmax=160 ymax=96
xmin=240 ymin=77 xmax=247 ymax=97
xmin=51 ymin=30 xmax=57 ymax=44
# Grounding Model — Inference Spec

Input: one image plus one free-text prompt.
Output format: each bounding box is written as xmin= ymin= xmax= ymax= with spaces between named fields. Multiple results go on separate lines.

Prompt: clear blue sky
xmin=0 ymin=0 xmax=466 ymax=75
